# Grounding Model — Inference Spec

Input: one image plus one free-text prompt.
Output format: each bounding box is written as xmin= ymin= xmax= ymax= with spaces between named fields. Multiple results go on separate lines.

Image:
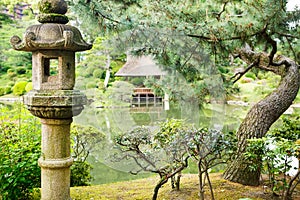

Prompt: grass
xmin=67 ymin=173 xmax=280 ymax=200
xmin=235 ymin=82 xmax=267 ymax=103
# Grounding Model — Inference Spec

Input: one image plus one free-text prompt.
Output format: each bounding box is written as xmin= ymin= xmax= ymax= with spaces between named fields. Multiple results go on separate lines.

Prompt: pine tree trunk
xmin=223 ymin=49 xmax=300 ymax=186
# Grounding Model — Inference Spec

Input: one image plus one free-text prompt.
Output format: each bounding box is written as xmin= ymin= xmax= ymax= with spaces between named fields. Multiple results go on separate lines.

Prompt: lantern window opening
xmin=49 ymin=59 xmax=58 ymax=76
xmin=42 ymin=57 xmax=60 ymax=83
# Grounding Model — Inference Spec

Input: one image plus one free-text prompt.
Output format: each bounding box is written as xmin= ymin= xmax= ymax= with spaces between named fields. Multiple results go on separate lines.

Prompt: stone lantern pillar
xmin=10 ymin=0 xmax=92 ymax=199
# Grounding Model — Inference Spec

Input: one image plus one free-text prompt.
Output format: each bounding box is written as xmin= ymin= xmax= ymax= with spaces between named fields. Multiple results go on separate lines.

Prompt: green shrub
xmin=97 ymin=81 xmax=105 ymax=90
xmin=0 ymin=87 xmax=5 ymax=96
xmin=4 ymin=86 xmax=11 ymax=94
xmin=7 ymin=81 xmax=15 ymax=87
xmin=0 ymin=64 xmax=10 ymax=74
xmin=7 ymin=68 xmax=16 ymax=78
xmin=0 ymin=104 xmax=41 ymax=200
xmin=257 ymin=71 xmax=266 ymax=80
xmin=0 ymin=86 xmax=12 ymax=96
xmin=130 ymin=77 xmax=144 ymax=86
xmin=12 ymin=81 xmax=28 ymax=96
xmin=16 ymin=67 xmax=27 ymax=75
xmin=241 ymin=96 xmax=249 ymax=102
xmin=86 ymin=81 xmax=97 ymax=89
xmin=70 ymin=161 xmax=93 ymax=186
xmin=245 ymin=72 xmax=256 ymax=80
xmin=93 ymin=69 xmax=104 ymax=79
xmin=86 ymin=66 xmax=97 ymax=77
xmin=218 ymin=66 xmax=229 ymax=74
xmin=25 ymin=82 xmax=33 ymax=93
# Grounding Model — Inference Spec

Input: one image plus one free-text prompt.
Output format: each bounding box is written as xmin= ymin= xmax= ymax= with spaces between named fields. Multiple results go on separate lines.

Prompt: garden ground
xmin=33 ymin=173 xmax=300 ymax=200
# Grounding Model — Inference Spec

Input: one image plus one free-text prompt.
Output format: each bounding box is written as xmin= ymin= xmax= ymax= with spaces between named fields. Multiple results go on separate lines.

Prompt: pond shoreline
xmin=0 ymin=97 xmax=22 ymax=102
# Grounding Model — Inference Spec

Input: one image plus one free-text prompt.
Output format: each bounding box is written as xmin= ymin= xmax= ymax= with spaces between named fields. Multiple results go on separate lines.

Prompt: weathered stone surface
xmin=30 ymin=50 xmax=76 ymax=90
xmin=10 ymin=24 xmax=92 ymax=52
xmin=38 ymin=118 xmax=72 ymax=200
xmin=40 ymin=167 xmax=71 ymax=200
xmin=24 ymin=90 xmax=87 ymax=106
xmin=40 ymin=119 xmax=72 ymax=159
xmin=38 ymin=118 xmax=73 ymax=200
xmin=24 ymin=90 xmax=86 ymax=118
xmin=26 ymin=106 xmax=84 ymax=119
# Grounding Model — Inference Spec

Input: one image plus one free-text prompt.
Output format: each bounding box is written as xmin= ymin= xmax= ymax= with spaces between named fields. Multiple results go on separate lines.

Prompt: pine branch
xmin=236 ymin=43 xmax=297 ymax=77
xmin=186 ymin=29 xmax=263 ymax=42
xmin=263 ymin=32 xmax=291 ymax=67
xmin=94 ymin=10 xmax=121 ymax=24
xmin=215 ymin=1 xmax=228 ymax=21
xmin=86 ymin=0 xmax=122 ymax=25
xmin=285 ymin=36 xmax=298 ymax=61
xmin=275 ymin=32 xmax=300 ymax=39
xmin=263 ymin=31 xmax=278 ymax=66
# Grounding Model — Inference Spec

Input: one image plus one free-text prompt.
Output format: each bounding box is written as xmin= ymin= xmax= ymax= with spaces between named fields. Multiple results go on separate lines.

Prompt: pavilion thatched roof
xmin=115 ymin=55 xmax=166 ymax=77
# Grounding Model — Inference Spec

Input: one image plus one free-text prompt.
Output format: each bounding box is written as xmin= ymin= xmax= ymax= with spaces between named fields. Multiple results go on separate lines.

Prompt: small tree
xmin=182 ymin=127 xmax=235 ymax=200
xmin=114 ymin=126 xmax=189 ymax=200
xmin=154 ymin=119 xmax=191 ymax=190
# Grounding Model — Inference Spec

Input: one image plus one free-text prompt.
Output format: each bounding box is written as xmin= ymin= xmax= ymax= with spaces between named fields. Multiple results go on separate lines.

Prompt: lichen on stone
xmin=38 ymin=1 xmax=52 ymax=14
xmin=38 ymin=13 xmax=69 ymax=24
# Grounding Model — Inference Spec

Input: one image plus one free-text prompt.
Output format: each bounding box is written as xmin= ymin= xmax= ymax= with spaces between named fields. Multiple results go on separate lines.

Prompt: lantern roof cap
xmin=10 ymin=0 xmax=92 ymax=52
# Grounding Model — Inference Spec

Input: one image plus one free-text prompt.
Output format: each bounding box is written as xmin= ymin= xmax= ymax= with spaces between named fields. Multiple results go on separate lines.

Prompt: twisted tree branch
xmin=215 ymin=1 xmax=228 ymax=21
xmin=231 ymin=58 xmax=260 ymax=83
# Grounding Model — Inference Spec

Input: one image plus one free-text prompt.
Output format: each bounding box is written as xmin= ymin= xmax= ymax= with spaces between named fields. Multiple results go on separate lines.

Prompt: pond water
xmin=74 ymin=102 xmax=250 ymax=185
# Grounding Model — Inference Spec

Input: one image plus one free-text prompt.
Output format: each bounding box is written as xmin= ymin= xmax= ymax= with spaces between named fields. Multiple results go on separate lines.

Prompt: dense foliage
xmin=0 ymin=104 xmax=41 ymax=199
xmin=0 ymin=13 xmax=32 ymax=93
xmin=245 ymin=115 xmax=300 ymax=199
xmin=69 ymin=0 xmax=299 ymax=66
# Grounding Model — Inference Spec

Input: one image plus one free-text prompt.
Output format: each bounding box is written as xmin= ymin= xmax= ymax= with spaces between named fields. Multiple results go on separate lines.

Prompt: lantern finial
xmin=37 ymin=0 xmax=69 ymax=24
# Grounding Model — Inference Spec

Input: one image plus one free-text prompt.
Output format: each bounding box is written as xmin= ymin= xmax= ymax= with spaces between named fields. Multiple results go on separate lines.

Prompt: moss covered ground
xmin=66 ymin=173 xmax=288 ymax=200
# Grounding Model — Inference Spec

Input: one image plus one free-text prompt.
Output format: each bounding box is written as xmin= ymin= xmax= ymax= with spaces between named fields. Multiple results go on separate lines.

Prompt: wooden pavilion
xmin=115 ymin=55 xmax=167 ymax=107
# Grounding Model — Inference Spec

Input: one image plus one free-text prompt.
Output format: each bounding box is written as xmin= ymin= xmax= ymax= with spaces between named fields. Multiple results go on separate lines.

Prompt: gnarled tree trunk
xmin=223 ymin=47 xmax=300 ymax=186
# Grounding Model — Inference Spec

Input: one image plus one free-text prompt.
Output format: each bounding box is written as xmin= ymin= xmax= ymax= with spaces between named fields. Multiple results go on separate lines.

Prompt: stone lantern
xmin=10 ymin=0 xmax=92 ymax=199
